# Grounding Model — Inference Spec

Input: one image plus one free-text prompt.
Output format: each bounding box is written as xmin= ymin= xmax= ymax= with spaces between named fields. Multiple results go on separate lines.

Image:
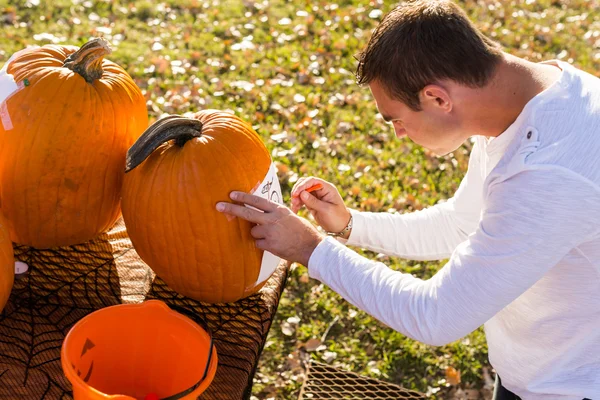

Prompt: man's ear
xmin=419 ymin=84 xmax=453 ymax=113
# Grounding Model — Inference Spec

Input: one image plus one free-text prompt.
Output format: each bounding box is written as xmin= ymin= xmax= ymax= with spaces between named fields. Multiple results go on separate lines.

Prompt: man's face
xmin=369 ymin=80 xmax=466 ymax=156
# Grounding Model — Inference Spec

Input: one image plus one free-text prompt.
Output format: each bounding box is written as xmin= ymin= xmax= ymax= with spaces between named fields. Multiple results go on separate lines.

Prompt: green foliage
xmin=1 ymin=0 xmax=598 ymax=398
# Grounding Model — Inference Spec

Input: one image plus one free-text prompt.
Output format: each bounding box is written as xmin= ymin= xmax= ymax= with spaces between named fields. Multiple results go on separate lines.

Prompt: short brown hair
xmin=356 ymin=0 xmax=503 ymax=110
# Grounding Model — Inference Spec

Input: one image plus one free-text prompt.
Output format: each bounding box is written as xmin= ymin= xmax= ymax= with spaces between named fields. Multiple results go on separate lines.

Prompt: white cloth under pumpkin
xmin=308 ymin=60 xmax=600 ymax=400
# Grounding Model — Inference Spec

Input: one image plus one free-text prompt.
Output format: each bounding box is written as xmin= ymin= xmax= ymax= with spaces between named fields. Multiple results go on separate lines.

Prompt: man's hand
xmin=291 ymin=177 xmax=352 ymax=238
xmin=216 ymin=191 xmax=325 ymax=266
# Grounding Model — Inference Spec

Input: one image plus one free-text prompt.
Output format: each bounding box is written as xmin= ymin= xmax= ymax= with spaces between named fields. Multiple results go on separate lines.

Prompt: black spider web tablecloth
xmin=0 ymin=218 xmax=290 ymax=400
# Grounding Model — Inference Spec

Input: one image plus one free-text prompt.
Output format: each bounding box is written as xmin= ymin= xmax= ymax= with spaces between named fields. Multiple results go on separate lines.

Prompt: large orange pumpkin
xmin=0 ymin=209 xmax=15 ymax=312
xmin=0 ymin=38 xmax=148 ymax=248
xmin=121 ymin=110 xmax=276 ymax=303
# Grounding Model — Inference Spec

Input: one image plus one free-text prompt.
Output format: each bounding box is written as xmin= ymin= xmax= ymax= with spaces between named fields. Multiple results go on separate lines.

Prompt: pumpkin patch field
xmin=1 ymin=0 xmax=599 ymax=398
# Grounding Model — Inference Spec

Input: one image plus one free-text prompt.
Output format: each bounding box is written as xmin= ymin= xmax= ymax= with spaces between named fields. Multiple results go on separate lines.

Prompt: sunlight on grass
xmin=1 ymin=0 xmax=598 ymax=398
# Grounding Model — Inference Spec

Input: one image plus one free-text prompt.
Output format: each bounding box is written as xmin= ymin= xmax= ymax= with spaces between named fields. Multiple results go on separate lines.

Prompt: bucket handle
xmin=159 ymin=305 xmax=215 ymax=400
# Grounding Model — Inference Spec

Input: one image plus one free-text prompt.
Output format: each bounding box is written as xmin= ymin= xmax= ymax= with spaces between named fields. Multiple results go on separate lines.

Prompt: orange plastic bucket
xmin=61 ymin=300 xmax=217 ymax=400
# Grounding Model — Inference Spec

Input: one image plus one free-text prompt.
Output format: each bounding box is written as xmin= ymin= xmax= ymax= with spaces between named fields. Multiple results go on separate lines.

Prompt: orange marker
xmin=293 ymin=183 xmax=323 ymax=197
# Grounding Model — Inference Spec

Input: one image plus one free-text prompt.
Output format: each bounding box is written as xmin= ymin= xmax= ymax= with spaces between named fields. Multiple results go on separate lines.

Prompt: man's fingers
xmin=216 ymin=202 xmax=270 ymax=224
xmin=250 ymin=225 xmax=268 ymax=239
xmin=255 ymin=239 xmax=268 ymax=250
xmin=300 ymin=190 xmax=328 ymax=212
xmin=291 ymin=197 xmax=303 ymax=213
xmin=291 ymin=177 xmax=322 ymax=197
xmin=230 ymin=191 xmax=279 ymax=212
xmin=291 ymin=177 xmax=309 ymax=194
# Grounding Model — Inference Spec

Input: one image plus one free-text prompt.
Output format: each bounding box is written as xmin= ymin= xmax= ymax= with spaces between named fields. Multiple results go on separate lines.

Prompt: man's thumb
xmin=301 ymin=191 xmax=325 ymax=210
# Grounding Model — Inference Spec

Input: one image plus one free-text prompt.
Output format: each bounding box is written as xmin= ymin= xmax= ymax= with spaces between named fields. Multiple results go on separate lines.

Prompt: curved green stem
xmin=125 ymin=115 xmax=203 ymax=172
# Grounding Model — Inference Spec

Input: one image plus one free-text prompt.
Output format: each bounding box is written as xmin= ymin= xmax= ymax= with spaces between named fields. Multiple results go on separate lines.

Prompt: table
xmin=0 ymin=218 xmax=290 ymax=399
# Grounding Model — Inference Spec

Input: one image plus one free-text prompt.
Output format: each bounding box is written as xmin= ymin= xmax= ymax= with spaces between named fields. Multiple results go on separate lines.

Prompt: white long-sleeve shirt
xmin=308 ymin=60 xmax=600 ymax=400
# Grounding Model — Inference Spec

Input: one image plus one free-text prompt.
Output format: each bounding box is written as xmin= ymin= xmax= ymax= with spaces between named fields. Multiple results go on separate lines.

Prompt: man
xmin=216 ymin=1 xmax=600 ymax=398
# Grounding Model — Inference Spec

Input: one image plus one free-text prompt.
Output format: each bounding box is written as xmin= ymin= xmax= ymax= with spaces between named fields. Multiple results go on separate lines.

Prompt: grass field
xmin=1 ymin=0 xmax=599 ymax=398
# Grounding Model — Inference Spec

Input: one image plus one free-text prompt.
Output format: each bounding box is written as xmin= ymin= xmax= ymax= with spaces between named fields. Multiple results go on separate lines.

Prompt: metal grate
xmin=299 ymin=360 xmax=427 ymax=400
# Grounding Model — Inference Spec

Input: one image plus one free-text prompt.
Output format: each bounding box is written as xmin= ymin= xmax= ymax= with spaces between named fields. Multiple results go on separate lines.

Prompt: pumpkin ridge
xmin=182 ymin=140 xmax=217 ymax=300
xmin=16 ymin=72 xmax=71 ymax=245
xmin=6 ymin=48 xmax=57 ymax=82
xmin=150 ymin=151 xmax=171 ymax=280
xmin=130 ymin=149 xmax=155 ymax=278
xmin=209 ymin=133 xmax=268 ymax=295
xmin=209 ymin=135 xmax=246 ymax=298
xmin=92 ymin=79 xmax=115 ymax=236
xmin=98 ymin=64 xmax=145 ymax=105
xmin=181 ymin=143 xmax=201 ymax=296
xmin=67 ymin=78 xmax=94 ymax=242
xmin=134 ymin=148 xmax=161 ymax=275
xmin=205 ymin=113 xmax=268 ymax=157
xmin=0 ymin=77 xmax=32 ymax=240
xmin=215 ymin=123 xmax=272 ymax=291
xmin=102 ymin=76 xmax=132 ymax=232
xmin=7 ymin=58 xmax=55 ymax=90
xmin=0 ymin=211 xmax=15 ymax=313
xmin=210 ymin=140 xmax=233 ymax=302
xmin=52 ymin=78 xmax=87 ymax=246
xmin=166 ymin=146 xmax=186 ymax=295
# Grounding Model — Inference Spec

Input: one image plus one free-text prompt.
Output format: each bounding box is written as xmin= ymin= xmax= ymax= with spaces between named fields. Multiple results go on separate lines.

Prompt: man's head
xmin=356 ymin=0 xmax=503 ymax=154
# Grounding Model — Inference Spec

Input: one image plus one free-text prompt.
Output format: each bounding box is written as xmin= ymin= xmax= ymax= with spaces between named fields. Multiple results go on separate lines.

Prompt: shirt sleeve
xmin=308 ymin=166 xmax=600 ymax=346
xmin=345 ymin=140 xmax=485 ymax=261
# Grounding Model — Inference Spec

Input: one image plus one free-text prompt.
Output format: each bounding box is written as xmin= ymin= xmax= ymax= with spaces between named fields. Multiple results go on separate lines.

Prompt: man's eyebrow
xmin=381 ymin=114 xmax=393 ymax=122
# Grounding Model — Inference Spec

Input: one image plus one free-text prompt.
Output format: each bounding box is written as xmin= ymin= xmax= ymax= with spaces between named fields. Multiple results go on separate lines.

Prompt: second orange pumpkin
xmin=121 ymin=110 xmax=274 ymax=303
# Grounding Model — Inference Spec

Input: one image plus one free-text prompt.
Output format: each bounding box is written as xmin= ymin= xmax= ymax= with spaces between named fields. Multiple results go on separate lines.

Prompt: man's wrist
xmin=341 ymin=225 xmax=352 ymax=240
xmin=300 ymin=231 xmax=326 ymax=266
xmin=326 ymin=211 xmax=353 ymax=239
xmin=340 ymin=211 xmax=353 ymax=240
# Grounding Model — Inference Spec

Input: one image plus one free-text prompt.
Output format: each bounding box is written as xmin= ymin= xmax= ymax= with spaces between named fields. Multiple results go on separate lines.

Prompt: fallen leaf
xmin=446 ymin=366 xmax=461 ymax=386
xmin=304 ymin=338 xmax=322 ymax=352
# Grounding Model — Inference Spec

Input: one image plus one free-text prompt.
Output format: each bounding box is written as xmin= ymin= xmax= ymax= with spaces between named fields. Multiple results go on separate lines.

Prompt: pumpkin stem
xmin=63 ymin=37 xmax=112 ymax=83
xmin=125 ymin=115 xmax=203 ymax=172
